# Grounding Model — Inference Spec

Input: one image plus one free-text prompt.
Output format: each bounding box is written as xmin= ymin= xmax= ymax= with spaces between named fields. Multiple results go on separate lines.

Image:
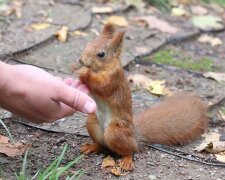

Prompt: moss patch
xmin=144 ymin=49 xmax=214 ymax=72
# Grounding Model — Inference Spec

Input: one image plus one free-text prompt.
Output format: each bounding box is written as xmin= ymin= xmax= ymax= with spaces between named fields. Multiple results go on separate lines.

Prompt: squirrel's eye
xmin=97 ymin=51 xmax=105 ymax=58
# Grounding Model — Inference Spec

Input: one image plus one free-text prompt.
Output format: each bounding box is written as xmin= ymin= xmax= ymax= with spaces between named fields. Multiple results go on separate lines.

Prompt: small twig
xmin=149 ymin=144 xmax=225 ymax=167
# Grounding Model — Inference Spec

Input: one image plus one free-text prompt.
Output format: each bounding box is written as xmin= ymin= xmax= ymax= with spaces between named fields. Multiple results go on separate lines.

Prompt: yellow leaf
xmin=92 ymin=6 xmax=113 ymax=13
xmin=134 ymin=16 xmax=178 ymax=34
xmin=171 ymin=7 xmax=188 ymax=16
xmin=127 ymin=74 xmax=152 ymax=89
xmin=105 ymin=16 xmax=128 ymax=27
xmin=198 ymin=34 xmax=222 ymax=47
xmin=55 ymin=26 xmax=69 ymax=43
xmin=147 ymin=80 xmax=165 ymax=96
xmin=215 ymin=153 xmax=225 ymax=163
xmin=101 ymin=156 xmax=116 ymax=169
xmin=203 ymin=72 xmax=225 ymax=84
xmin=111 ymin=167 xmax=123 ymax=176
xmin=71 ymin=30 xmax=87 ymax=37
xmin=31 ymin=23 xmax=50 ymax=30
xmin=194 ymin=132 xmax=225 ymax=153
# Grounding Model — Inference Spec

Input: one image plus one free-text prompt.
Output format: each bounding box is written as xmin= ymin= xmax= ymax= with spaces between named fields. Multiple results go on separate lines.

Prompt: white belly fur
xmin=92 ymin=94 xmax=112 ymax=132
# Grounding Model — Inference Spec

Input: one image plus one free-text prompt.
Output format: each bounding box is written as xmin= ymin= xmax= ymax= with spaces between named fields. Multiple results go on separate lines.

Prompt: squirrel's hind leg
xmin=104 ymin=122 xmax=137 ymax=171
xmin=80 ymin=114 xmax=104 ymax=155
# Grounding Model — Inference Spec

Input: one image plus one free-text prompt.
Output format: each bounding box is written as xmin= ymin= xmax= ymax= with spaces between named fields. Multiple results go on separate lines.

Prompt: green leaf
xmin=192 ymin=15 xmax=224 ymax=31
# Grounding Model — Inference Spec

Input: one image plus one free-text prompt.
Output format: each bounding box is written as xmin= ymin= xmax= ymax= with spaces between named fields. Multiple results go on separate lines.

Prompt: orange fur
xmin=73 ymin=24 xmax=209 ymax=171
xmin=134 ymin=93 xmax=209 ymax=146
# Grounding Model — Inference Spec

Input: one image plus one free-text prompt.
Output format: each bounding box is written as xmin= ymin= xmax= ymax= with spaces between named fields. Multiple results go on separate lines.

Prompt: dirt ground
xmin=0 ymin=0 xmax=225 ymax=179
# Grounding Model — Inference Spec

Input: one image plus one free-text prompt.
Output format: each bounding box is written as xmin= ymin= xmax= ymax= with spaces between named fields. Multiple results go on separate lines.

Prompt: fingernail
xmin=84 ymin=101 xmax=96 ymax=113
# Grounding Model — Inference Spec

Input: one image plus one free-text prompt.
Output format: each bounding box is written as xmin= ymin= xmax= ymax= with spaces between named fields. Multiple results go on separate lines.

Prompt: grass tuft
xmin=0 ymin=114 xmax=14 ymax=142
xmin=144 ymin=49 xmax=214 ymax=72
xmin=14 ymin=144 xmax=84 ymax=180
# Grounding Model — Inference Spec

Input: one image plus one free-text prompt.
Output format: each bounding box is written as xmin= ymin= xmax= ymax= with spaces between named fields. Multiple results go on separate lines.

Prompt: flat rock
xmin=0 ymin=1 xmax=92 ymax=57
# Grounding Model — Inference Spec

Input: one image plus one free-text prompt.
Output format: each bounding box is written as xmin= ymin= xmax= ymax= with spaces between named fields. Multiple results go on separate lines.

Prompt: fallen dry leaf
xmin=92 ymin=6 xmax=113 ymax=13
xmin=134 ymin=16 xmax=178 ymax=34
xmin=127 ymin=74 xmax=152 ymax=89
xmin=191 ymin=6 xmax=208 ymax=15
xmin=111 ymin=167 xmax=123 ymax=176
xmin=102 ymin=156 xmax=116 ymax=169
xmin=55 ymin=26 xmax=69 ymax=42
xmin=71 ymin=30 xmax=87 ymax=37
xmin=135 ymin=46 xmax=150 ymax=55
xmin=0 ymin=134 xmax=27 ymax=157
xmin=192 ymin=15 xmax=224 ymax=31
xmin=0 ymin=0 xmax=23 ymax=18
xmin=215 ymin=152 xmax=225 ymax=163
xmin=218 ymin=109 xmax=225 ymax=121
xmin=194 ymin=132 xmax=225 ymax=154
xmin=198 ymin=34 xmax=222 ymax=47
xmin=147 ymin=80 xmax=165 ymax=96
xmin=105 ymin=16 xmax=128 ymax=27
xmin=31 ymin=23 xmax=51 ymax=30
xmin=211 ymin=3 xmax=224 ymax=13
xmin=171 ymin=7 xmax=189 ymax=17
xmin=0 ymin=134 xmax=9 ymax=143
xmin=203 ymin=72 xmax=225 ymax=84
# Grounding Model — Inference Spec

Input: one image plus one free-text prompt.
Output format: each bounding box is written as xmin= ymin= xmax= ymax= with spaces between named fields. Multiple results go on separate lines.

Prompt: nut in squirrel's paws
xmin=119 ymin=155 xmax=134 ymax=171
xmin=80 ymin=143 xmax=102 ymax=155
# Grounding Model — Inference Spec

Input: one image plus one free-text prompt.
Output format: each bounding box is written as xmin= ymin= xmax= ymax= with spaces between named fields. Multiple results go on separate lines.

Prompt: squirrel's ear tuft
xmin=101 ymin=23 xmax=115 ymax=36
xmin=109 ymin=31 xmax=125 ymax=54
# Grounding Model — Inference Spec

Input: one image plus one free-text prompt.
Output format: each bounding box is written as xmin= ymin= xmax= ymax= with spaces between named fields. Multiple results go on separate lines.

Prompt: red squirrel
xmin=73 ymin=24 xmax=209 ymax=171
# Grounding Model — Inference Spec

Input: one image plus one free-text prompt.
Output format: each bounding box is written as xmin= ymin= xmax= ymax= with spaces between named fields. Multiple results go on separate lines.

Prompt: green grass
xmin=221 ymin=107 xmax=225 ymax=114
xmin=201 ymin=0 xmax=225 ymax=6
xmin=14 ymin=144 xmax=84 ymax=180
xmin=0 ymin=0 xmax=11 ymax=5
xmin=0 ymin=114 xmax=84 ymax=179
xmin=144 ymin=49 xmax=214 ymax=71
xmin=147 ymin=0 xmax=172 ymax=12
xmin=0 ymin=114 xmax=14 ymax=142
xmin=146 ymin=0 xmax=225 ymax=12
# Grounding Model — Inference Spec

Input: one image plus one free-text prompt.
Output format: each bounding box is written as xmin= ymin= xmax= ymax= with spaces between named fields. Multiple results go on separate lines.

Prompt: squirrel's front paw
xmin=79 ymin=67 xmax=90 ymax=82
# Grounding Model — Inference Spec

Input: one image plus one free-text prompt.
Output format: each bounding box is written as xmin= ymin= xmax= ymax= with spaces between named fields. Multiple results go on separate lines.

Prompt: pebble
xmin=149 ymin=175 xmax=157 ymax=180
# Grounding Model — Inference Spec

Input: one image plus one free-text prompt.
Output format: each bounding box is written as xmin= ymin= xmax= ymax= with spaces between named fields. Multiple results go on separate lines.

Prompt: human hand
xmin=0 ymin=63 xmax=96 ymax=124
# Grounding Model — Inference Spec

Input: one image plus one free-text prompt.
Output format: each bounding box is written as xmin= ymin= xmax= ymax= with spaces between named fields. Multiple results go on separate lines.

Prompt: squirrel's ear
xmin=109 ymin=31 xmax=125 ymax=54
xmin=101 ymin=23 xmax=115 ymax=36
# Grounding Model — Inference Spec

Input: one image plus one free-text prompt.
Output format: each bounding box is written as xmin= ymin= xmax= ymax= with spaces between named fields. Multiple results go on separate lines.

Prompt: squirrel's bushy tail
xmin=134 ymin=93 xmax=209 ymax=146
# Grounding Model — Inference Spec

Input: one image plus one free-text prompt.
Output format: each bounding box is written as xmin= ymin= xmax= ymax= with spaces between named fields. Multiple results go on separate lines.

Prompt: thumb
xmin=57 ymin=83 xmax=96 ymax=113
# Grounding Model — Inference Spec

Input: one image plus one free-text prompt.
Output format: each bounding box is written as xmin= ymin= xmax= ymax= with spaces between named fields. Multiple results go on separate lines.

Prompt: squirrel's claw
xmin=119 ymin=155 xmax=134 ymax=171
